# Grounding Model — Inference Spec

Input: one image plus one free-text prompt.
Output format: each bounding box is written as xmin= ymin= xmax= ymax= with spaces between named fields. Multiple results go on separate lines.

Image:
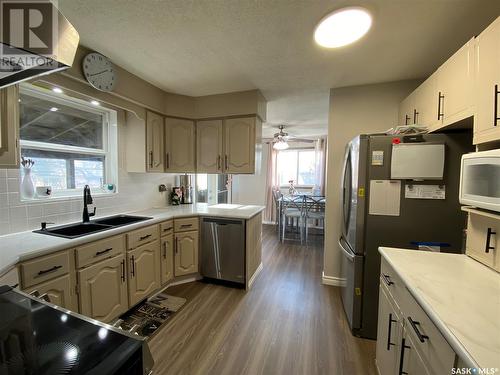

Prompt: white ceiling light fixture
xmin=314 ymin=7 xmax=372 ymax=48
xmin=273 ymin=138 xmax=289 ymax=150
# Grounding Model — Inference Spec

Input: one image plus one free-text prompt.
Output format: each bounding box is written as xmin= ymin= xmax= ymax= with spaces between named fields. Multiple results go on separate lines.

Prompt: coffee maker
xmin=179 ymin=174 xmax=193 ymax=204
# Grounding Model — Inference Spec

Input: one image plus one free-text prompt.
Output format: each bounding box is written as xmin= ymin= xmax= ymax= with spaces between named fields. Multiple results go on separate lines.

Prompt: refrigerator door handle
xmin=339 ymin=237 xmax=355 ymax=263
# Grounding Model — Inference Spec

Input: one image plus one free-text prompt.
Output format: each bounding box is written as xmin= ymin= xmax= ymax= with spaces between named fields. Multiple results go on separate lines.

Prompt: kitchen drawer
xmin=466 ymin=213 xmax=500 ymax=272
xmin=160 ymin=220 xmax=174 ymax=236
xmin=20 ymin=251 xmax=70 ymax=288
xmin=174 ymin=217 xmax=199 ymax=232
xmin=380 ymin=258 xmax=407 ymax=315
xmin=127 ymin=224 xmax=159 ymax=250
xmin=75 ymin=235 xmax=125 ymax=269
xmin=403 ymin=290 xmax=456 ymax=375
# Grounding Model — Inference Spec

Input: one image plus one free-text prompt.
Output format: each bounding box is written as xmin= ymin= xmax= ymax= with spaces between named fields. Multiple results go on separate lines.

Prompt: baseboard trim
xmin=322 ymin=272 xmax=344 ymax=287
xmin=247 ymin=262 xmax=263 ymax=289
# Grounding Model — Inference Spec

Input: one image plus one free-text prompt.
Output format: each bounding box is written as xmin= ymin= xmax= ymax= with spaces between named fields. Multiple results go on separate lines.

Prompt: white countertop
xmin=379 ymin=247 xmax=500 ymax=370
xmin=0 ymin=203 xmax=264 ymax=275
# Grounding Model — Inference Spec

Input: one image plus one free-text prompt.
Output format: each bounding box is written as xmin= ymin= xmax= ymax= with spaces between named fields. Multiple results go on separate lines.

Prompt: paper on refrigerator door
xmin=368 ymin=180 xmax=401 ymax=216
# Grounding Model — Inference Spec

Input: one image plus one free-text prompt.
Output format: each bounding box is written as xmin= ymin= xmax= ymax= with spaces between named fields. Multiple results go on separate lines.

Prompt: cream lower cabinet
xmin=165 ymin=117 xmax=196 ymax=172
xmin=25 ymin=274 xmax=72 ymax=310
xmin=78 ymin=254 xmax=128 ymax=323
xmin=160 ymin=233 xmax=174 ymax=285
xmin=474 ymin=16 xmax=500 ymax=144
xmin=128 ymin=240 xmax=161 ymax=306
xmin=174 ymin=230 xmax=199 ymax=277
xmin=376 ymin=285 xmax=403 ymax=375
xmin=0 ymin=84 xmax=20 ymax=168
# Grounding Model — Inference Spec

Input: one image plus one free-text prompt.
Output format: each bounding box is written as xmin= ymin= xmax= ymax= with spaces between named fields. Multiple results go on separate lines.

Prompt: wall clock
xmin=82 ymin=52 xmax=116 ymax=92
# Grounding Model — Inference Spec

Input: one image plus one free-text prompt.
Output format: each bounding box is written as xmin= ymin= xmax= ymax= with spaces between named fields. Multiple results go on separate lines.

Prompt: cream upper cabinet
xmin=146 ymin=111 xmax=164 ymax=172
xmin=399 ymin=94 xmax=415 ymax=126
xmin=474 ymin=16 xmax=500 ymax=144
xmin=196 ymin=119 xmax=223 ymax=173
xmin=174 ymin=230 xmax=198 ymax=277
xmin=434 ymin=39 xmax=475 ymax=130
xmin=160 ymin=234 xmax=174 ymax=285
xmin=414 ymin=71 xmax=440 ymax=128
xmin=165 ymin=118 xmax=196 ymax=173
xmin=128 ymin=240 xmax=161 ymax=306
xmin=78 ymin=254 xmax=128 ymax=323
xmin=224 ymin=117 xmax=256 ymax=174
xmin=25 ymin=274 xmax=72 ymax=310
xmin=0 ymin=84 xmax=20 ymax=169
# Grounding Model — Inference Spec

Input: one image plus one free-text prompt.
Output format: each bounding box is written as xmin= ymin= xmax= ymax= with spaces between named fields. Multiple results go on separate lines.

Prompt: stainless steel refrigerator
xmin=339 ymin=132 xmax=473 ymax=339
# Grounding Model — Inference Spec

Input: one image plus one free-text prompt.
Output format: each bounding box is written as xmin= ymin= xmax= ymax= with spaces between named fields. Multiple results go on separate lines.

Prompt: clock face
xmin=82 ymin=53 xmax=116 ymax=92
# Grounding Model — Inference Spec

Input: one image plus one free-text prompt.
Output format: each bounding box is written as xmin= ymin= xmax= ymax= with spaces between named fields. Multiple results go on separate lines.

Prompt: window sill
xmin=20 ymin=190 xmax=117 ymax=203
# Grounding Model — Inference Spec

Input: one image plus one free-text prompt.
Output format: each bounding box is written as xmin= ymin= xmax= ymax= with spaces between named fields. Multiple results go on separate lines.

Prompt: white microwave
xmin=459 ymin=149 xmax=500 ymax=212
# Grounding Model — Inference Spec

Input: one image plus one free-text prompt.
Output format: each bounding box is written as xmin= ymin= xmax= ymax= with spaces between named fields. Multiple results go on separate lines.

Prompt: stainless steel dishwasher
xmin=201 ymin=217 xmax=245 ymax=284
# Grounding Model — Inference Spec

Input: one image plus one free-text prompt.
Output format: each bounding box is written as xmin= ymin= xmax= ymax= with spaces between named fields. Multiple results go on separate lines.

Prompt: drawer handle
xmin=130 ymin=255 xmax=135 ymax=277
xmin=398 ymin=338 xmax=411 ymax=375
xmin=485 ymin=228 xmax=496 ymax=253
xmin=37 ymin=265 xmax=62 ymax=276
xmin=382 ymin=273 xmax=394 ymax=286
xmin=121 ymin=260 xmax=125 ymax=282
xmin=180 ymin=224 xmax=192 ymax=228
xmin=408 ymin=317 xmax=429 ymax=343
xmin=140 ymin=234 xmax=152 ymax=241
xmin=163 ymin=227 xmax=173 ymax=232
xmin=95 ymin=247 xmax=113 ymax=257
xmin=387 ymin=313 xmax=396 ymax=351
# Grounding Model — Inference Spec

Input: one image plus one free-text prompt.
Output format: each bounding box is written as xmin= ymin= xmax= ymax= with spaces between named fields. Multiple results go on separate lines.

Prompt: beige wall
xmin=323 ymin=80 xmax=421 ymax=281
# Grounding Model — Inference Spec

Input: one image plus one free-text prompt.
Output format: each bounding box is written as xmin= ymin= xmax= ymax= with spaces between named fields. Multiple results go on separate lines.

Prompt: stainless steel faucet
xmin=82 ymin=185 xmax=96 ymax=223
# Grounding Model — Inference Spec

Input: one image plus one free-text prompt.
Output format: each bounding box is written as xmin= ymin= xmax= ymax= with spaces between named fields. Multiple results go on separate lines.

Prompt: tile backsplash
xmin=0 ymin=168 xmax=176 ymax=236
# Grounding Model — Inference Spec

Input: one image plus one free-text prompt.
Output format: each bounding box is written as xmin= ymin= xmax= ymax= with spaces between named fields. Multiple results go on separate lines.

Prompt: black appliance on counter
xmin=0 ymin=286 xmax=153 ymax=374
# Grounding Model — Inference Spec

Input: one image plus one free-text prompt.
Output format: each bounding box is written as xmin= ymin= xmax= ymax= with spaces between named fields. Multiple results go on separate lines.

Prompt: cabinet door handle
xmin=413 ymin=109 xmax=419 ymax=124
xmin=130 ymin=255 xmax=135 ymax=277
xmin=485 ymin=227 xmax=496 ymax=253
xmin=437 ymin=92 xmax=444 ymax=120
xmin=387 ymin=313 xmax=396 ymax=350
xmin=175 ymin=238 xmax=179 ymax=254
xmin=149 ymin=151 xmax=153 ymax=168
xmin=163 ymin=241 xmax=167 ymax=259
xmin=166 ymin=152 xmax=170 ymax=169
xmin=217 ymin=155 xmax=221 ymax=170
xmin=37 ymin=265 xmax=62 ymax=276
xmin=494 ymin=84 xmax=499 ymax=127
xmin=139 ymin=234 xmax=152 ymax=241
xmin=398 ymin=338 xmax=410 ymax=375
xmin=408 ymin=317 xmax=429 ymax=343
xmin=121 ymin=259 xmax=125 ymax=282
xmin=224 ymin=155 xmax=228 ymax=170
xmin=405 ymin=115 xmax=410 ymax=125
xmin=382 ymin=273 xmax=394 ymax=286
xmin=95 ymin=247 xmax=113 ymax=257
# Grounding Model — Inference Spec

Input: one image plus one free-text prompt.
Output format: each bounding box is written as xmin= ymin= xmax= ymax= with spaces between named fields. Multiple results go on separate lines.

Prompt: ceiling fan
xmin=272 ymin=125 xmax=314 ymax=150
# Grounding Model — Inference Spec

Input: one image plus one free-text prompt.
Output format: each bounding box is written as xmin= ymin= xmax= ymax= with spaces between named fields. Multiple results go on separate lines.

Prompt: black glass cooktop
xmin=0 ymin=286 xmax=151 ymax=375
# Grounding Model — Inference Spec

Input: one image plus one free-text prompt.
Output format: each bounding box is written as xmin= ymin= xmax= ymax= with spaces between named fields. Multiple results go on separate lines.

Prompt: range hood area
xmin=0 ymin=2 xmax=79 ymax=88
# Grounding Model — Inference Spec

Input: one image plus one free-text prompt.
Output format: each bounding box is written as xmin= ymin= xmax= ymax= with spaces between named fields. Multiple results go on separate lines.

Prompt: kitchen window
xmin=19 ymin=85 xmax=118 ymax=197
xmin=277 ymin=149 xmax=316 ymax=187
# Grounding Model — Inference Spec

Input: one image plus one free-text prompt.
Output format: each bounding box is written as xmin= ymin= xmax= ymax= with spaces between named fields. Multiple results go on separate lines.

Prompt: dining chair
xmin=272 ymin=189 xmax=283 ymax=236
xmin=303 ymin=196 xmax=325 ymax=242
xmin=281 ymin=195 xmax=305 ymax=244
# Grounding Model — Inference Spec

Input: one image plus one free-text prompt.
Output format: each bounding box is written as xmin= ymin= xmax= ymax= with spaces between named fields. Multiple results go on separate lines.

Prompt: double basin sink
xmin=33 ymin=215 xmax=153 ymax=239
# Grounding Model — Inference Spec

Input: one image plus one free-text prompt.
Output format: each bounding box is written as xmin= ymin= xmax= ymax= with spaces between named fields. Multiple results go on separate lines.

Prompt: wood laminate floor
xmin=149 ymin=225 xmax=377 ymax=375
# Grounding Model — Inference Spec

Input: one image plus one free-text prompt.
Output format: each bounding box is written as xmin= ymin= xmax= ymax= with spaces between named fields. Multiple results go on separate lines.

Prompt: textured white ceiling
xmin=58 ymin=0 xmax=500 ymax=137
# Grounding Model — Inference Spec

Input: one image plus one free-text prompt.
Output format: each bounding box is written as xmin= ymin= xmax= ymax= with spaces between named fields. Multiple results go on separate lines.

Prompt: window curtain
xmin=315 ymin=138 xmax=327 ymax=195
xmin=264 ymin=142 xmax=278 ymax=223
